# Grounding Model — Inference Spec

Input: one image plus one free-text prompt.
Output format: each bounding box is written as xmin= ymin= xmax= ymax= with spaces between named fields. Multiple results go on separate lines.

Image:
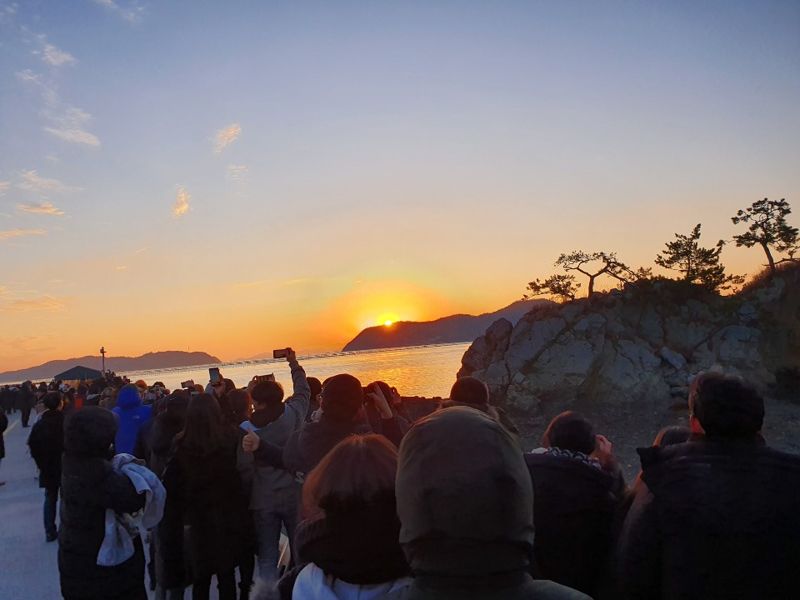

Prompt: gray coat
xmin=250 ymin=360 xmax=310 ymax=511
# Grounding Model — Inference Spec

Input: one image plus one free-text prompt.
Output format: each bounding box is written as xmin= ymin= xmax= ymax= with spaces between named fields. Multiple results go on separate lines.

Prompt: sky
xmin=1 ymin=1 xmax=799 ymax=371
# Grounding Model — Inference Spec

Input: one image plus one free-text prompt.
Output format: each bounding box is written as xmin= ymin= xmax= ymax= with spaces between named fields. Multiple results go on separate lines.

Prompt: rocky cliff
xmin=460 ymin=269 xmax=800 ymax=414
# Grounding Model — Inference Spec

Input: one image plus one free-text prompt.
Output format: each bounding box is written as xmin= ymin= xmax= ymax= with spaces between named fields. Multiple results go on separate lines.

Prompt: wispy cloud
xmin=214 ymin=123 xmax=241 ymax=153
xmin=115 ymin=265 xmax=127 ymax=271
xmin=0 ymin=295 xmax=67 ymax=313
xmin=0 ymin=181 xmax=10 ymax=196
xmin=0 ymin=228 xmax=47 ymax=241
xmin=17 ymin=170 xmax=79 ymax=194
xmin=93 ymin=0 xmax=144 ymax=24
xmin=17 ymin=201 xmax=65 ymax=216
xmin=173 ymin=187 xmax=190 ymax=217
xmin=33 ymin=36 xmax=77 ymax=67
xmin=16 ymin=70 xmax=100 ymax=146
xmin=44 ymin=107 xmax=100 ymax=146
xmin=226 ymin=164 xmax=248 ymax=183
xmin=134 ymin=246 xmax=148 ymax=254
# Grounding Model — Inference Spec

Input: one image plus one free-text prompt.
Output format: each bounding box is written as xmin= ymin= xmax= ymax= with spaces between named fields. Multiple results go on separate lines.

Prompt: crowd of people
xmin=1 ymin=351 xmax=799 ymax=599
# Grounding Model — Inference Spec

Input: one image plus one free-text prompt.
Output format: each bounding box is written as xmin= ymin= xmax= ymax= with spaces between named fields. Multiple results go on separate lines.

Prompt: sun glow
xmin=384 ymin=320 xmax=394 ymax=327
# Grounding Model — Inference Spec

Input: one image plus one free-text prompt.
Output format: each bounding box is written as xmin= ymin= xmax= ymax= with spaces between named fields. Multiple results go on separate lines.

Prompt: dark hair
xmin=542 ymin=411 xmax=596 ymax=455
xmin=307 ymin=377 xmax=322 ymax=400
xmin=320 ymin=374 xmax=364 ymax=422
xmin=64 ymin=407 xmax=117 ymax=458
xmin=228 ymin=389 xmax=252 ymax=423
xmin=450 ymin=377 xmax=489 ymax=407
xmin=303 ymin=434 xmax=398 ymax=518
xmin=251 ymin=381 xmax=284 ymax=407
xmin=689 ymin=373 xmax=764 ymax=439
xmin=176 ymin=394 xmax=229 ymax=455
xmin=652 ymin=425 xmax=691 ymax=447
xmin=42 ymin=391 xmax=61 ymax=411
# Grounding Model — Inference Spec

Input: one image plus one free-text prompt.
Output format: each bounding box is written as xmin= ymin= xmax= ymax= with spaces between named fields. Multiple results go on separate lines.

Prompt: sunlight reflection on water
xmin=123 ymin=343 xmax=470 ymax=398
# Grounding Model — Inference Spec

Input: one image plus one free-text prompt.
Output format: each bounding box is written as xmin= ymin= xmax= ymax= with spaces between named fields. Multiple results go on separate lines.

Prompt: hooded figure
xmin=59 ymin=407 xmax=147 ymax=600
xmin=112 ymin=384 xmax=153 ymax=455
xmin=394 ymin=407 xmax=589 ymax=600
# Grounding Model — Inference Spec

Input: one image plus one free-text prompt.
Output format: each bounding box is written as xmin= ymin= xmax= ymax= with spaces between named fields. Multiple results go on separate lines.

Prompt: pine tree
xmin=731 ymin=198 xmax=798 ymax=273
xmin=655 ymin=224 xmax=742 ymax=291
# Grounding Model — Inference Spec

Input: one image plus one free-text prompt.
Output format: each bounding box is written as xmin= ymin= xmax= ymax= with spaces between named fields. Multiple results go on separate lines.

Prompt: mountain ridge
xmin=0 ymin=351 xmax=221 ymax=383
xmin=342 ymin=300 xmax=549 ymax=352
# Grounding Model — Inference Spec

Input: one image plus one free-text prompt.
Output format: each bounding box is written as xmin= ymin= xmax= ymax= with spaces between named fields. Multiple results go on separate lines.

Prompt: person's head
xmin=251 ymin=380 xmax=284 ymax=410
xmin=134 ymin=380 xmax=148 ymax=394
xmin=116 ymin=383 xmax=142 ymax=409
xmin=64 ymin=407 xmax=117 ymax=458
xmin=541 ymin=411 xmax=596 ymax=454
xmin=449 ymin=377 xmax=490 ymax=409
xmin=303 ymin=434 xmax=398 ymax=519
xmin=177 ymin=393 xmax=228 ymax=454
xmin=396 ymin=406 xmax=534 ymax=580
xmin=652 ymin=425 xmax=691 ymax=447
xmin=307 ymin=377 xmax=322 ymax=403
xmin=42 ymin=391 xmax=62 ymax=411
xmin=688 ymin=372 xmax=764 ymax=439
xmin=319 ymin=374 xmax=364 ymax=422
xmin=228 ymin=388 xmax=252 ymax=424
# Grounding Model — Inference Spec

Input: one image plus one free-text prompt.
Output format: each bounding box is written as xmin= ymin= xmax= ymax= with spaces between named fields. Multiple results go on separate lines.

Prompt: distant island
xmin=0 ymin=351 xmax=221 ymax=384
xmin=342 ymin=300 xmax=548 ymax=352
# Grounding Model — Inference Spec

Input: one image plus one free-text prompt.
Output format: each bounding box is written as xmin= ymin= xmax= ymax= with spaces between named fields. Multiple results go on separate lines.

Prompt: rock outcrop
xmin=459 ymin=269 xmax=800 ymax=414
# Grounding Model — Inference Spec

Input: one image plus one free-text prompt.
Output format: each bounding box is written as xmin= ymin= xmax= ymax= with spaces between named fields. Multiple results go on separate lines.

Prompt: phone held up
xmin=209 ymin=367 xmax=221 ymax=385
xmin=180 ymin=379 xmax=195 ymax=389
xmin=252 ymin=374 xmax=276 ymax=383
xmin=273 ymin=348 xmax=290 ymax=359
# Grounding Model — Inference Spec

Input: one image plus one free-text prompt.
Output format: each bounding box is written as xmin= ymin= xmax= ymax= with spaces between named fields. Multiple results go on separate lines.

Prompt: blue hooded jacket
xmin=112 ymin=385 xmax=152 ymax=455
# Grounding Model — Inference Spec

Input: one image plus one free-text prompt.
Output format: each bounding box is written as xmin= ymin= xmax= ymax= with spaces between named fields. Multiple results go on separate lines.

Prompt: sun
xmin=383 ymin=320 xmax=394 ymax=327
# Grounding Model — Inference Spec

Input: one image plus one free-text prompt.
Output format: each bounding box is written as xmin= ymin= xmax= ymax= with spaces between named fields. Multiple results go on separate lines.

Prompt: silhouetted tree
xmin=731 ymin=198 xmax=798 ymax=273
xmin=655 ymin=224 xmax=744 ymax=291
xmin=554 ymin=251 xmax=638 ymax=297
xmin=525 ymin=274 xmax=579 ymax=301
xmin=525 ymin=251 xmax=649 ymax=301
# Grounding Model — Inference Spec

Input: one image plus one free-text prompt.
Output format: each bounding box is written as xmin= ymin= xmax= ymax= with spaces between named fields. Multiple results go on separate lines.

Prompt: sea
xmin=122 ymin=342 xmax=471 ymax=399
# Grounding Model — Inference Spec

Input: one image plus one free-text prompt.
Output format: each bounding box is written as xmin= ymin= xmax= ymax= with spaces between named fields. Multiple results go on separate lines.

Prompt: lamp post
xmin=100 ymin=346 xmax=106 ymax=374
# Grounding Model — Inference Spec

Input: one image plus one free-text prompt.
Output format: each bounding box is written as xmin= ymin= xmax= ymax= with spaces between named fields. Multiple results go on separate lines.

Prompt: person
xmin=245 ymin=374 xmax=405 ymax=480
xmin=59 ymin=407 xmax=148 ymax=600
xmin=160 ymin=394 xmax=250 ymax=600
xmin=305 ymin=377 xmax=322 ymax=422
xmin=19 ymin=380 xmax=36 ymax=427
xmin=27 ymin=391 xmax=65 ymax=542
xmin=148 ymin=392 xmax=190 ymax=600
xmin=442 ymin=376 xmax=520 ymax=437
xmin=113 ymin=383 xmax=153 ymax=455
xmin=248 ymin=349 xmax=310 ymax=583
xmin=619 ymin=373 xmax=800 ymax=599
xmin=0 ymin=409 xmax=7 ymax=486
xmin=392 ymin=406 xmax=589 ymax=600
xmin=270 ymin=434 xmax=411 ymax=599
xmin=363 ymin=381 xmax=412 ymax=441
xmin=524 ymin=411 xmax=625 ymax=597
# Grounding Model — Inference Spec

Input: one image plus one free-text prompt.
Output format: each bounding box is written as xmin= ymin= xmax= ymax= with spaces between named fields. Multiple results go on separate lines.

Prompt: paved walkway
xmin=0 ymin=413 xmax=61 ymax=599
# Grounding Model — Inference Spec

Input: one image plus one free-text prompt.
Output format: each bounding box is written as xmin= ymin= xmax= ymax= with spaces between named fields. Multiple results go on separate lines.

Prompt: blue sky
xmin=1 ymin=1 xmax=798 ymax=369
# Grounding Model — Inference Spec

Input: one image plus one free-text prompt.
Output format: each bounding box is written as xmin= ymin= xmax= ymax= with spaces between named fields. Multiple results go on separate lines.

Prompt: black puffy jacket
xmin=59 ymin=454 xmax=146 ymax=600
xmin=28 ymin=409 xmax=65 ymax=489
xmin=619 ymin=438 xmax=800 ymax=600
xmin=525 ymin=451 xmax=623 ymax=597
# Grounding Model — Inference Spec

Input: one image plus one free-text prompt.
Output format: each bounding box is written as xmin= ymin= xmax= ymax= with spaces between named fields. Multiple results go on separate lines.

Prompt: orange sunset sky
xmin=1 ymin=2 xmax=799 ymax=372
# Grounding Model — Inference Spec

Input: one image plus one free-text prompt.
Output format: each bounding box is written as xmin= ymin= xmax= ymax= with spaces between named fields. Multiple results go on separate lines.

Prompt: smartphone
xmin=181 ymin=379 xmax=195 ymax=389
xmin=209 ymin=367 xmax=221 ymax=384
xmin=273 ymin=348 xmax=289 ymax=359
xmin=253 ymin=374 xmax=275 ymax=383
